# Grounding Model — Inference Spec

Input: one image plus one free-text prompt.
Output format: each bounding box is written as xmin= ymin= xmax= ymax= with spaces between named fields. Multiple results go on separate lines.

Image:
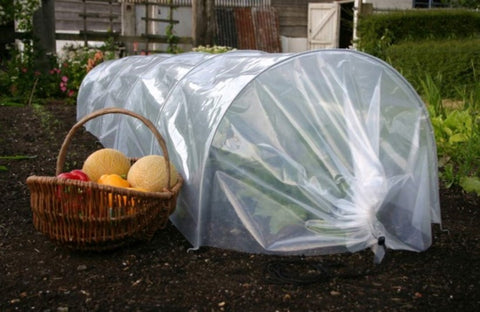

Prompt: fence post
xmin=192 ymin=0 xmax=215 ymax=47
xmin=82 ymin=0 xmax=88 ymax=46
xmin=122 ymin=2 xmax=137 ymax=55
xmin=32 ymin=0 xmax=56 ymax=71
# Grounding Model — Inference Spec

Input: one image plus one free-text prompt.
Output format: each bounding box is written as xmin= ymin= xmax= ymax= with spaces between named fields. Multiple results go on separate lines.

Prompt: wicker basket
xmin=26 ymin=108 xmax=183 ymax=251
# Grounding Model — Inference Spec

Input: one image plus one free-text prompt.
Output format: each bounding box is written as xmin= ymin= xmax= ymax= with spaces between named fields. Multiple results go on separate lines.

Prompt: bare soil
xmin=1 ymin=103 xmax=479 ymax=312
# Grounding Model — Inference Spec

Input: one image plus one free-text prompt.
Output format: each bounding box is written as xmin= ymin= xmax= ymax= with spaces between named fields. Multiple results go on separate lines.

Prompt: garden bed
xmin=0 ymin=102 xmax=479 ymax=311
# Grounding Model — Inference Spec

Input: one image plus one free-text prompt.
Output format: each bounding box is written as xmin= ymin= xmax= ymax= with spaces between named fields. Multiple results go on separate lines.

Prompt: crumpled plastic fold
xmin=77 ymin=49 xmax=441 ymax=262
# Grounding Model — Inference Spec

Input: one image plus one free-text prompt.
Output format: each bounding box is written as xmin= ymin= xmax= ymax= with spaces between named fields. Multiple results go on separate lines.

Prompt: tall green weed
xmin=423 ymin=74 xmax=480 ymax=195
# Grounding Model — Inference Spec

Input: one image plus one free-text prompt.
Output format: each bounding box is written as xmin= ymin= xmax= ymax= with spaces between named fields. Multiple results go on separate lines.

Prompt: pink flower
xmin=61 ymin=76 xmax=68 ymax=82
xmin=68 ymin=90 xmax=75 ymax=97
xmin=60 ymin=82 xmax=67 ymax=92
xmin=94 ymin=51 xmax=103 ymax=61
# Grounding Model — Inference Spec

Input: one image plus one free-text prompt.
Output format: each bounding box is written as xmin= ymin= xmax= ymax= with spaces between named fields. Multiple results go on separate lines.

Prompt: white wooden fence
xmin=118 ymin=0 xmax=270 ymax=6
xmin=55 ymin=0 xmax=121 ymax=32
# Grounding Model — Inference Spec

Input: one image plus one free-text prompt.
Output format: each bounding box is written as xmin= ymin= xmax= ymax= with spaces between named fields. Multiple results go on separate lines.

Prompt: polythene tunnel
xmin=77 ymin=49 xmax=441 ymax=262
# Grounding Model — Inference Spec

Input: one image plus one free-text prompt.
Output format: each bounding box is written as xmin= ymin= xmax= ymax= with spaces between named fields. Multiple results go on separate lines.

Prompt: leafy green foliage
xmin=357 ymin=9 xmax=480 ymax=57
xmin=449 ymin=0 xmax=480 ymax=9
xmin=57 ymin=43 xmax=115 ymax=102
xmin=386 ymin=39 xmax=480 ymax=99
xmin=357 ymin=9 xmax=480 ymax=195
xmin=422 ymin=75 xmax=480 ymax=194
xmin=165 ymin=0 xmax=181 ymax=54
xmin=211 ymin=148 xmax=315 ymax=235
xmin=0 ymin=0 xmax=16 ymax=26
xmin=0 ymin=0 xmax=40 ymax=30
xmin=1 ymin=0 xmax=117 ymax=105
xmin=192 ymin=45 xmax=235 ymax=54
xmin=166 ymin=23 xmax=180 ymax=54
xmin=0 ymin=0 xmax=41 ymax=102
xmin=1 ymin=42 xmax=115 ymax=105
xmin=0 ymin=155 xmax=37 ymax=171
xmin=460 ymin=176 xmax=480 ymax=196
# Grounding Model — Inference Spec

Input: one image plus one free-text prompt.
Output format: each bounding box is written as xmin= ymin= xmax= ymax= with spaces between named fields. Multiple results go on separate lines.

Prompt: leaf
xmin=437 ymin=155 xmax=451 ymax=168
xmin=305 ymin=219 xmax=346 ymax=238
xmin=254 ymin=203 xmax=308 ymax=234
xmin=443 ymin=126 xmax=453 ymax=137
xmin=459 ymin=176 xmax=480 ymax=196
xmin=0 ymin=155 xmax=37 ymax=160
xmin=0 ymin=101 xmax=24 ymax=107
xmin=444 ymin=110 xmax=472 ymax=132
xmin=448 ymin=133 xmax=468 ymax=144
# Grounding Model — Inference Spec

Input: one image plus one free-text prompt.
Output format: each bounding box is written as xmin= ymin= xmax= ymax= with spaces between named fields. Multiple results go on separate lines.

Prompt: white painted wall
xmin=281 ymin=36 xmax=308 ymax=53
xmin=363 ymin=0 xmax=413 ymax=10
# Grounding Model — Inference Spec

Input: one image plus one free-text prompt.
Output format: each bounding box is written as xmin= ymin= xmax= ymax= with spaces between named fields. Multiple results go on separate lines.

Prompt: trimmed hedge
xmin=357 ymin=9 xmax=480 ymax=57
xmin=385 ymin=39 xmax=480 ymax=98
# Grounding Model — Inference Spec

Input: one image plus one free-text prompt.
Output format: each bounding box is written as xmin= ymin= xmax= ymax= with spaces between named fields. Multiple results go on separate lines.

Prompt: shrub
xmin=357 ymin=9 xmax=480 ymax=57
xmin=385 ymin=39 xmax=480 ymax=98
xmin=0 ymin=42 xmax=115 ymax=105
xmin=0 ymin=0 xmax=117 ymax=105
xmin=56 ymin=43 xmax=115 ymax=102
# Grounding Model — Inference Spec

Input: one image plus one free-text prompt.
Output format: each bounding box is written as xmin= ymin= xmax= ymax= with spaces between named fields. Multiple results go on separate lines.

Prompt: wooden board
xmin=234 ymin=7 xmax=256 ymax=50
xmin=215 ymin=6 xmax=280 ymax=52
xmin=252 ymin=7 xmax=280 ymax=52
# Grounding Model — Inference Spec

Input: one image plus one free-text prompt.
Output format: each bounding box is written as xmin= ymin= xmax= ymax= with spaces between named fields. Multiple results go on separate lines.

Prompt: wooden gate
xmin=307 ymin=2 xmax=340 ymax=50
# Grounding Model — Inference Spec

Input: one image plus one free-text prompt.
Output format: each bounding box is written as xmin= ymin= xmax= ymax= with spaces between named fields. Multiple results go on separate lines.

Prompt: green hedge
xmin=357 ymin=9 xmax=480 ymax=57
xmin=385 ymin=39 xmax=480 ymax=98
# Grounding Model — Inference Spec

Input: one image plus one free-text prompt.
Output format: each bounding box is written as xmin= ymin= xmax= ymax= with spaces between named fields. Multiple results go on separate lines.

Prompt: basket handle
xmin=56 ymin=107 xmax=174 ymax=191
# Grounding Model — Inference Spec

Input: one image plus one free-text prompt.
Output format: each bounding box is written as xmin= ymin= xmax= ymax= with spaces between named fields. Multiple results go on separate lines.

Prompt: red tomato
xmin=69 ymin=169 xmax=90 ymax=181
xmin=57 ymin=169 xmax=90 ymax=181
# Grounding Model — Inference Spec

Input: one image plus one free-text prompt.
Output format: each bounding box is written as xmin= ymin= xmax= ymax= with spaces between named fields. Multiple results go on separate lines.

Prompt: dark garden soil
xmin=0 ymin=102 xmax=479 ymax=312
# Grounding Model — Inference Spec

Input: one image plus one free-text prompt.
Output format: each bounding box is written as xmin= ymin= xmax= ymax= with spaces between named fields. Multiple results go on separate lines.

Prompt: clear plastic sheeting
xmin=77 ymin=50 xmax=441 ymax=262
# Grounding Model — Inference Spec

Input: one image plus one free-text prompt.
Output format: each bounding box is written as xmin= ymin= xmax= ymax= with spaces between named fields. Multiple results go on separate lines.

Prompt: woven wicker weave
xmin=26 ymin=108 xmax=183 ymax=251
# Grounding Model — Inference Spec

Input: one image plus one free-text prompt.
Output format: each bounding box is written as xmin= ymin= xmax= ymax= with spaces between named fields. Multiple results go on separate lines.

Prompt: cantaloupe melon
xmin=127 ymin=155 xmax=178 ymax=192
xmin=82 ymin=148 xmax=131 ymax=182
